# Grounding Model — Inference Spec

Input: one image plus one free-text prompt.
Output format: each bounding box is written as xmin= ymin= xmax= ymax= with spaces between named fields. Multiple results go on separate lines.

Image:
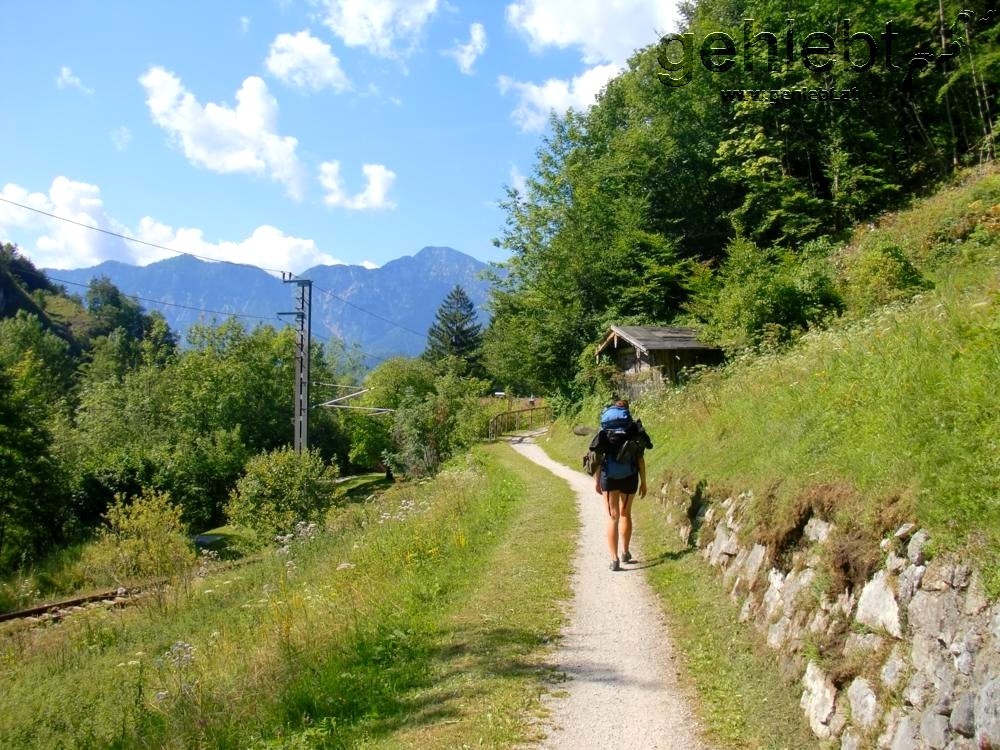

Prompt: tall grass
xmin=0 ymin=445 xmax=577 ymax=748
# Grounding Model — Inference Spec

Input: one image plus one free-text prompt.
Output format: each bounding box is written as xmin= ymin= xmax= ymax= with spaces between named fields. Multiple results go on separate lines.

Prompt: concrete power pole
xmin=281 ymin=276 xmax=312 ymax=454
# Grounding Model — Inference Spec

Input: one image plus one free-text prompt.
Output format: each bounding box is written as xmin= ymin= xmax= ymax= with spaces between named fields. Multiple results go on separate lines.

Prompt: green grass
xmin=525 ymin=166 xmax=998 ymax=750
xmin=538 ymin=424 xmax=817 ymax=749
xmin=574 ymin=169 xmax=1000 ymax=595
xmin=0 ymin=445 xmax=577 ymax=748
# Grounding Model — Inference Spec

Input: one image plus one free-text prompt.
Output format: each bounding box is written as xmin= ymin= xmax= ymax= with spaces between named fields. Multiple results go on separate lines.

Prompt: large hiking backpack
xmin=582 ymin=404 xmax=653 ymax=479
xmin=600 ymin=405 xmax=635 ymax=477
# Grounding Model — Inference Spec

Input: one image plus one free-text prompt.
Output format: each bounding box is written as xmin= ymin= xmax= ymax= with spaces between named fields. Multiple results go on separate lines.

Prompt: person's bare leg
xmin=606 ymin=491 xmax=621 ymax=561
xmin=620 ymin=493 xmax=634 ymax=559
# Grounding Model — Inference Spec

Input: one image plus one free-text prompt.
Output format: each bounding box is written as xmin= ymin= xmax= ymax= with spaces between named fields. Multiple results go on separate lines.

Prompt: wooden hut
xmin=595 ymin=325 xmax=723 ymax=386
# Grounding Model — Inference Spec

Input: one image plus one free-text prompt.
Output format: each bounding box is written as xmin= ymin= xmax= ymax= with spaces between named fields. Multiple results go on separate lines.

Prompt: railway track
xmin=0 ymin=585 xmax=147 ymax=626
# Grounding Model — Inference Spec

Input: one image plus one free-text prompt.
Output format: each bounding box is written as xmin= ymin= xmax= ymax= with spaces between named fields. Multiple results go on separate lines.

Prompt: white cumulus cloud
xmin=319 ymin=161 xmax=397 ymax=210
xmin=139 ymin=67 xmax=306 ymax=199
xmin=135 ymin=218 xmax=341 ymax=271
xmin=266 ymin=30 xmax=352 ymax=92
xmin=500 ymin=0 xmax=679 ymax=131
xmin=56 ymin=66 xmax=93 ymax=94
xmin=498 ymin=63 xmax=619 ymax=132
xmin=447 ymin=22 xmax=487 ymax=74
xmin=506 ymin=0 xmax=676 ymax=65
xmin=318 ymin=0 xmax=439 ymax=57
xmin=2 ymin=177 xmax=137 ymax=269
xmin=0 ymin=177 xmax=341 ymax=273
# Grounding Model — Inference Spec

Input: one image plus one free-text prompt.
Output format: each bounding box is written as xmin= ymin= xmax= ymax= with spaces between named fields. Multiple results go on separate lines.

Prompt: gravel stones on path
xmin=509 ymin=441 xmax=710 ymax=749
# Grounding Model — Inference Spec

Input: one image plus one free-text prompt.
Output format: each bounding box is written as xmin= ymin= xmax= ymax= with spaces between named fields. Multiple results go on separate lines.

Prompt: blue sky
xmin=1 ymin=1 xmax=679 ymax=274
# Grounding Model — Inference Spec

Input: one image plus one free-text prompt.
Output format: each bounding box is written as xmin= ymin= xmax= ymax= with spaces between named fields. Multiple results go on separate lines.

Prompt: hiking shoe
xmin=610 ymin=559 xmax=621 ymax=572
xmin=621 ymin=550 xmax=633 ymax=564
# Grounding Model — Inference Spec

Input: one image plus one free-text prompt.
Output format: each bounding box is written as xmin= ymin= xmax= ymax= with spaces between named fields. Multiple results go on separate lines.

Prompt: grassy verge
xmin=0 ymin=444 xmax=576 ymax=748
xmin=538 ymin=424 xmax=816 ymax=750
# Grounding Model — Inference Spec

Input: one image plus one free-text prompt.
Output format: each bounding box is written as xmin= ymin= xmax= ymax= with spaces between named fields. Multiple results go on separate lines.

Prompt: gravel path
xmin=509 ymin=439 xmax=711 ymax=750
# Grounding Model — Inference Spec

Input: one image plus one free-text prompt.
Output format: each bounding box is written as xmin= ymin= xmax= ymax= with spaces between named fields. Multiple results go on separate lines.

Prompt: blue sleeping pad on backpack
xmin=600 ymin=405 xmax=636 ymax=478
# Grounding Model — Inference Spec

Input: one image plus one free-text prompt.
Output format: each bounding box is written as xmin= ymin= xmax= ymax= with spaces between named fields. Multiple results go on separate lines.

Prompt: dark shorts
xmin=601 ymin=472 xmax=639 ymax=495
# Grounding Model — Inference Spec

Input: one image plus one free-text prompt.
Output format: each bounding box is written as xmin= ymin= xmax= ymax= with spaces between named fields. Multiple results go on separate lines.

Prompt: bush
xmin=225 ymin=448 xmax=339 ymax=542
xmin=841 ymin=235 xmax=930 ymax=314
xmin=689 ymin=237 xmax=843 ymax=351
xmin=80 ymin=489 xmax=195 ymax=586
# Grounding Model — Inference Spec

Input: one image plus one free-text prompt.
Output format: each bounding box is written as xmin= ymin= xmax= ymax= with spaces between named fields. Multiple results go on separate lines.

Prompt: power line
xmin=3 ymin=195 xmax=431 ymax=344
xmin=48 ymin=274 xmax=402 ymax=365
xmin=311 ymin=283 xmax=426 ymax=338
xmin=47 ymin=275 xmax=282 ymax=324
xmin=0 ymin=196 xmax=290 ymax=275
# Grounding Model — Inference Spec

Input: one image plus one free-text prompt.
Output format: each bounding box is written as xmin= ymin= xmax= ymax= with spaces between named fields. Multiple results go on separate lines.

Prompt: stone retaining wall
xmin=658 ymin=483 xmax=999 ymax=749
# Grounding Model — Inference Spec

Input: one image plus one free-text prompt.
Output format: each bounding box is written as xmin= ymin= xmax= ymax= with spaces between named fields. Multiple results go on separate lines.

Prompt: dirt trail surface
xmin=509 ymin=438 xmax=711 ymax=750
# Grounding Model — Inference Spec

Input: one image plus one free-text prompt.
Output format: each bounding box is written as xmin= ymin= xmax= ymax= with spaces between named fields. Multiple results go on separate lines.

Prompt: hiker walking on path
xmin=589 ymin=398 xmax=651 ymax=571
xmin=510 ymin=437 xmax=709 ymax=749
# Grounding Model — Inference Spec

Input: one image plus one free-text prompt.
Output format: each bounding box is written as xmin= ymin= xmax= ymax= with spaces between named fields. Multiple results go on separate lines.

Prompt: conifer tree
xmin=423 ymin=285 xmax=483 ymax=371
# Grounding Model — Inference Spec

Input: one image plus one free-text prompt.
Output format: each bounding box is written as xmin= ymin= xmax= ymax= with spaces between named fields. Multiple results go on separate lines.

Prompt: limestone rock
xmin=841 ymin=730 xmax=861 ymax=750
xmin=949 ymin=691 xmax=975 ymax=737
xmin=805 ymin=516 xmax=833 ymax=543
xmin=890 ymin=713 xmax=919 ymax=750
xmin=903 ymin=670 xmax=930 ymax=709
xmin=801 ymin=662 xmax=838 ymax=738
xmin=768 ymin=616 xmax=791 ymax=649
xmin=921 ymin=559 xmax=956 ymax=592
xmin=857 ymin=570 xmax=903 ymax=638
xmin=895 ymin=523 xmax=918 ymax=540
xmin=909 ymin=589 xmax=961 ymax=646
xmin=974 ymin=677 xmax=1000 ymax=748
xmin=887 ymin=551 xmax=907 ymax=573
xmin=879 ymin=708 xmax=902 ymax=749
xmin=897 ymin=564 xmax=926 ymax=608
xmin=907 ymin=530 xmax=930 ymax=565
xmin=744 ymin=543 xmax=767 ymax=584
xmin=708 ymin=524 xmax=737 ymax=566
xmin=848 ymin=677 xmax=879 ymax=728
xmin=943 ymin=738 xmax=976 ymax=750
xmin=921 ymin=708 xmax=950 ymax=749
xmin=762 ymin=568 xmax=785 ymax=622
xmin=882 ymin=646 xmax=907 ymax=689
xmin=963 ymin=572 xmax=988 ymax=616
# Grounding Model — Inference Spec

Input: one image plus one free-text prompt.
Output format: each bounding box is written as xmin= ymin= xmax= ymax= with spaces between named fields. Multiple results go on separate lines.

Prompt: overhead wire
xmin=0 ymin=196 xmax=290 ymax=275
xmin=47 ymin=275 xmax=282 ymax=324
xmin=309 ymin=283 xmax=426 ymax=339
xmin=2 ymin=195 xmax=431 ymax=341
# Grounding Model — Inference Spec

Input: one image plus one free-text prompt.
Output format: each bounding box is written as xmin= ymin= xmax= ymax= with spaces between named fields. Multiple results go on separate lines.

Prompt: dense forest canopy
xmin=0 ymin=244 xmax=494 ymax=572
xmin=483 ymin=0 xmax=998 ymax=396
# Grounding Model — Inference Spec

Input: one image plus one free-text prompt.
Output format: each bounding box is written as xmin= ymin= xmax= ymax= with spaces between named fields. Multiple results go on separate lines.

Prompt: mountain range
xmin=45 ymin=246 xmax=493 ymax=361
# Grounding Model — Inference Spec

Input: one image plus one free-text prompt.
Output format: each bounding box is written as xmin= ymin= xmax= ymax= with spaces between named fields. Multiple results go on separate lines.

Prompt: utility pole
xmin=280 ymin=275 xmax=312 ymax=454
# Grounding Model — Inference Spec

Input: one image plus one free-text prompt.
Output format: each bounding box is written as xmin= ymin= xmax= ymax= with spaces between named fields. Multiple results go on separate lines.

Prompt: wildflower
xmin=164 ymin=640 xmax=195 ymax=668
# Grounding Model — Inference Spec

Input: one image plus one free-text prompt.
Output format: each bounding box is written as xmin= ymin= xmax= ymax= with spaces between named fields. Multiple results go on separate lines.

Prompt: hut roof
xmin=595 ymin=325 xmax=717 ymax=358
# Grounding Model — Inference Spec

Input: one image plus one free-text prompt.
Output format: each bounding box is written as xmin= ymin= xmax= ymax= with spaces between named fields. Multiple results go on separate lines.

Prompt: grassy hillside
xmin=0 ymin=445 xmax=577 ymax=748
xmin=584 ymin=167 xmax=1000 ymax=594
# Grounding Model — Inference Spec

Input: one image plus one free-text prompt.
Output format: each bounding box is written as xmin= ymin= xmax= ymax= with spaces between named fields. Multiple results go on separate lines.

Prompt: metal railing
xmin=488 ymin=406 xmax=553 ymax=440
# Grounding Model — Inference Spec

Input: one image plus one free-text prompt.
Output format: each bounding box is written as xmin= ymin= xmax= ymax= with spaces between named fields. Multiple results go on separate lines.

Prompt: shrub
xmin=80 ymin=489 xmax=195 ymax=586
xmin=690 ymin=237 xmax=843 ymax=351
xmin=225 ymin=448 xmax=339 ymax=542
xmin=841 ymin=235 xmax=931 ymax=314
